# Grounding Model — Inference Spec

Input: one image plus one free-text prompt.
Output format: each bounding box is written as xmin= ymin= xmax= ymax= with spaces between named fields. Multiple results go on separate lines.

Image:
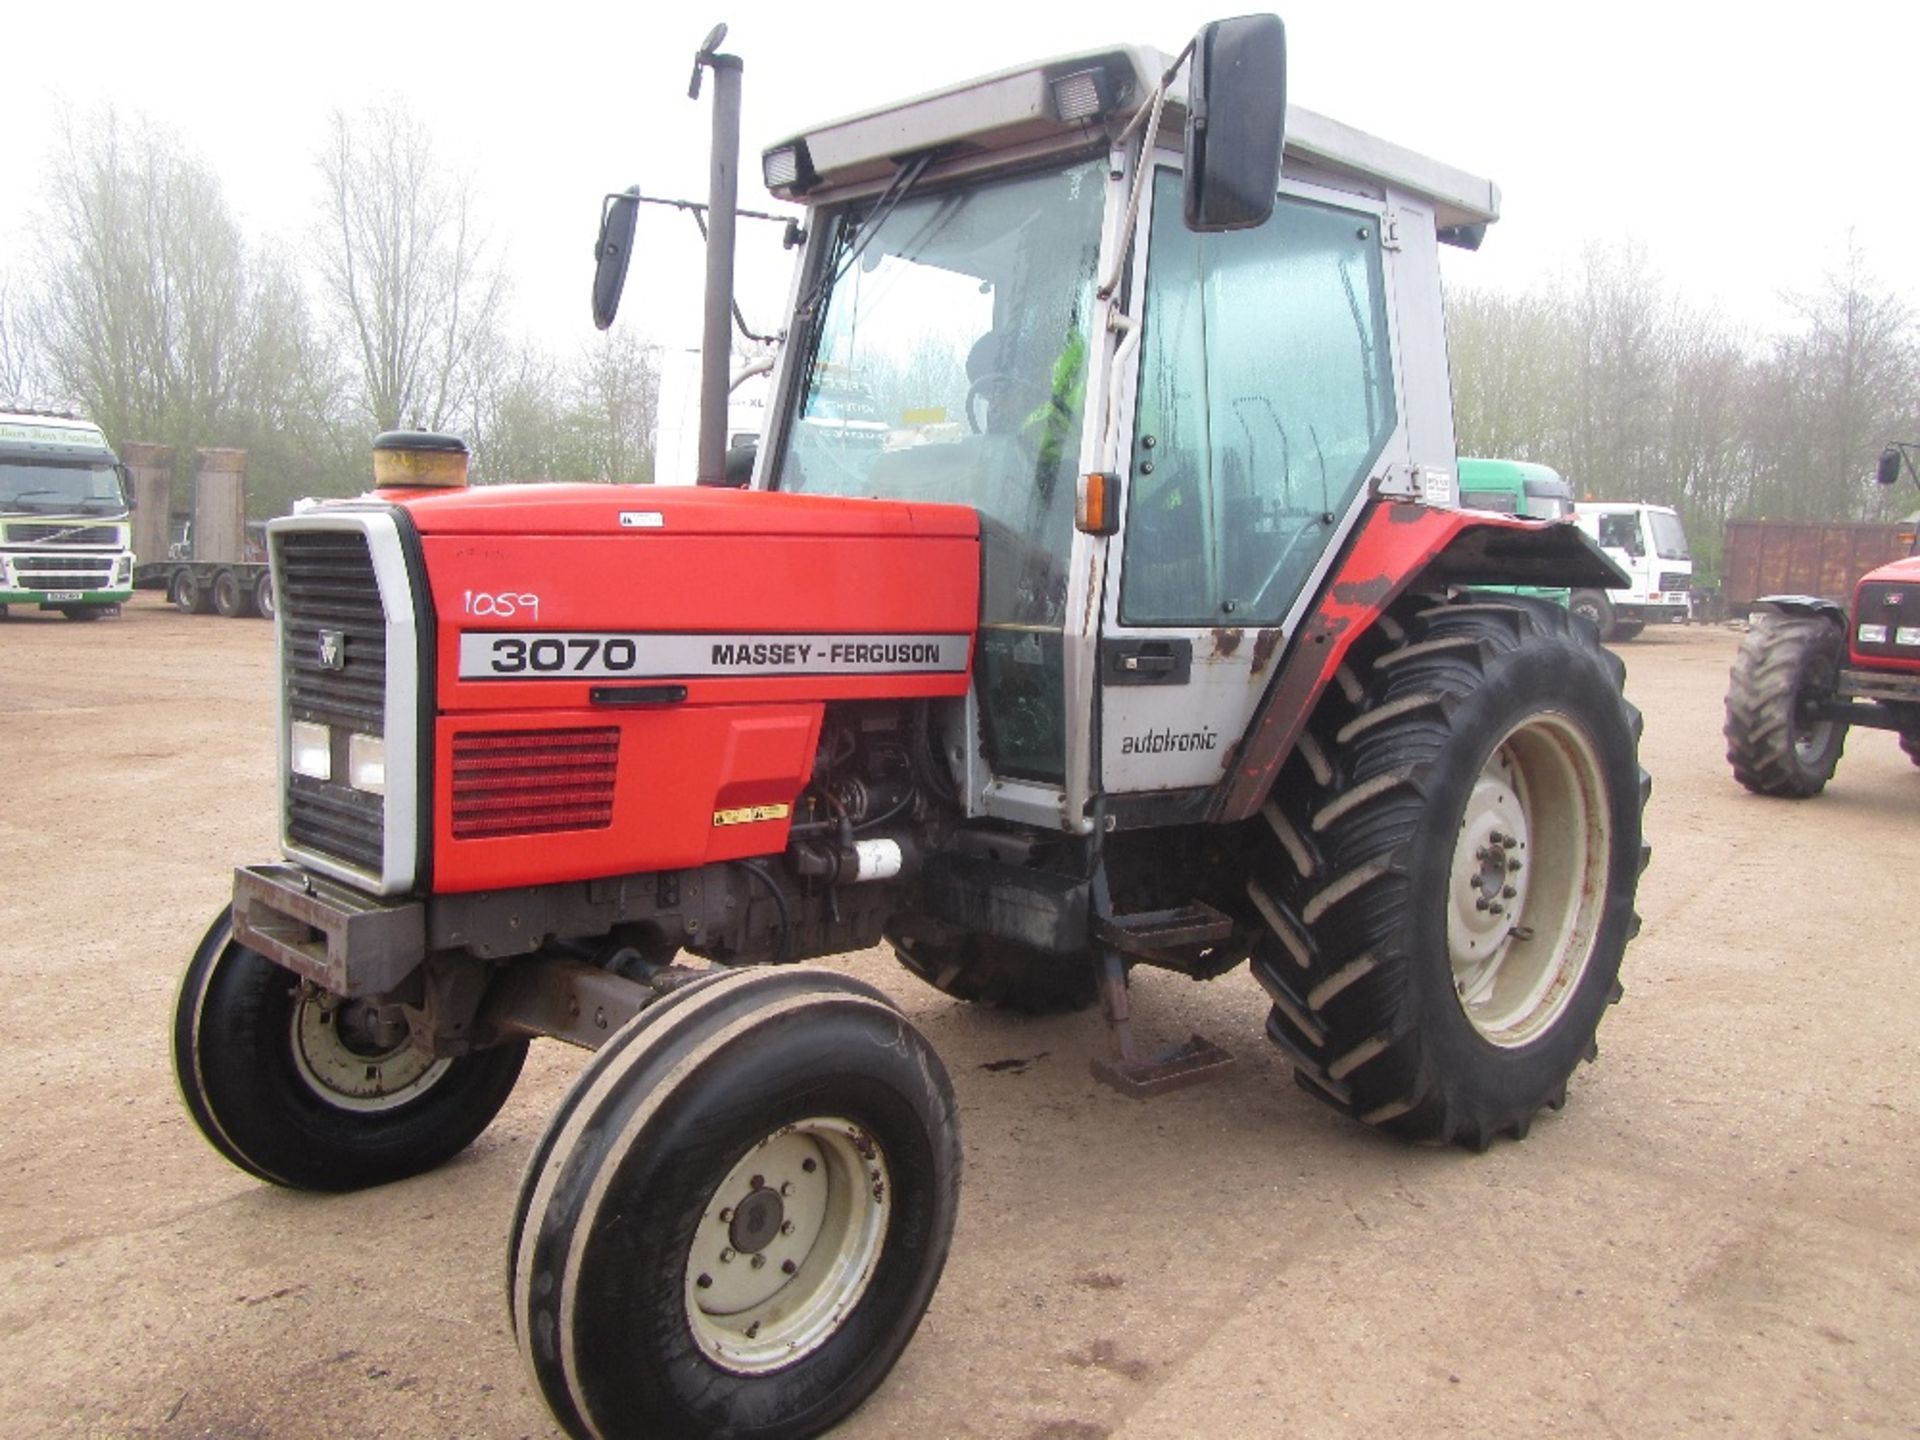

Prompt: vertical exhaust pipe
xmin=691 ymin=27 xmax=742 ymax=487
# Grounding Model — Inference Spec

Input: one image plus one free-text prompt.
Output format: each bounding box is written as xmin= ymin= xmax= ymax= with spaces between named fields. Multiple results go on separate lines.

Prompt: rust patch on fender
xmin=1330 ymin=574 xmax=1394 ymax=607
xmin=1249 ymin=628 xmax=1285 ymax=675
xmin=1211 ymin=627 xmax=1244 ymax=657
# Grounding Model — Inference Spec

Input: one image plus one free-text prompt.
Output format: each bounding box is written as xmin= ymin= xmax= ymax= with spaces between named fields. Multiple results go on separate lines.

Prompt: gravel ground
xmin=1 ymin=597 xmax=1915 ymax=1439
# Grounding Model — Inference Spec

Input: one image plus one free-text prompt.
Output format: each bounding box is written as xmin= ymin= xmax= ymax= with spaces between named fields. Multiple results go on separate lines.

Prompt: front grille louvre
xmin=452 ymin=728 xmax=619 ymax=840
xmin=7 ymin=524 xmax=120 ymax=546
xmin=277 ymin=528 xmax=389 ymax=876
xmin=1855 ymin=582 xmax=1917 ymax=657
xmin=13 ymin=556 xmax=115 ymax=586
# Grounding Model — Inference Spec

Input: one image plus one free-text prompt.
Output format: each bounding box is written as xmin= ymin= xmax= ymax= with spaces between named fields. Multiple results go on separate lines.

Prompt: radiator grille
xmin=6 ymin=524 xmax=120 ymax=546
xmin=452 ymin=728 xmax=619 ymax=840
xmin=1658 ymin=571 xmax=1690 ymax=593
xmin=1854 ymin=581 xmax=1917 ymax=659
xmin=276 ymin=528 xmax=387 ymax=875
xmin=13 ymin=555 xmax=115 ymax=587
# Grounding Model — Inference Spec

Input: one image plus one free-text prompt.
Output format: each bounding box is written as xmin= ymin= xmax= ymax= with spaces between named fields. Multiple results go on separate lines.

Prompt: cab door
xmin=1099 ymin=166 xmax=1406 ymax=799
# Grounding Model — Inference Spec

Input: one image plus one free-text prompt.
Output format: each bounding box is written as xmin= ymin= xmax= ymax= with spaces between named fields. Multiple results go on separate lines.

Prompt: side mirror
xmin=592 ymin=187 xmax=641 ymax=332
xmin=1183 ymin=13 xmax=1287 ymax=233
xmin=1876 ymin=446 xmax=1904 ymax=487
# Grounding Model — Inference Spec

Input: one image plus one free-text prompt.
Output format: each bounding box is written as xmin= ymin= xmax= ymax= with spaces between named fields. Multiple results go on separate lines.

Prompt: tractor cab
xmin=751 ymin=37 xmax=1501 ymax=831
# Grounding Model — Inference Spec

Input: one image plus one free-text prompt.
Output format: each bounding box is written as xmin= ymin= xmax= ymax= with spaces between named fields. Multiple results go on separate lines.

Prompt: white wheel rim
xmin=685 ymin=1117 xmax=892 ymax=1376
xmin=1445 ymin=712 xmax=1610 ymax=1048
xmin=289 ymin=996 xmax=450 ymax=1112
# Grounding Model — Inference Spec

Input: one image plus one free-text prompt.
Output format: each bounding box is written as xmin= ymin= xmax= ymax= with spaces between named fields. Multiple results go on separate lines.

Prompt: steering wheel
xmin=965 ymin=372 xmax=1049 ymax=435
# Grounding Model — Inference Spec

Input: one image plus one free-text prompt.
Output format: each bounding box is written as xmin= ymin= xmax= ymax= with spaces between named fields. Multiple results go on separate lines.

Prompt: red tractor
xmin=1725 ymin=443 xmax=1920 ymax=795
xmin=171 ymin=19 xmax=1647 ymax=1439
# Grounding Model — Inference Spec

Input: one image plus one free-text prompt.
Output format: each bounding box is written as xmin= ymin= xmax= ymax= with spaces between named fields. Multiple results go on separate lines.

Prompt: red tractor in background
xmin=1725 ymin=443 xmax=1920 ymax=795
xmin=171 ymin=18 xmax=1648 ymax=1439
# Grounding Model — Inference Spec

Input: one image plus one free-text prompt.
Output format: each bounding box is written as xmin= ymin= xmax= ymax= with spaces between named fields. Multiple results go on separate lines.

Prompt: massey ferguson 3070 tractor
xmin=171 ymin=19 xmax=1648 ymax=1438
xmin=1725 ymin=443 xmax=1920 ymax=795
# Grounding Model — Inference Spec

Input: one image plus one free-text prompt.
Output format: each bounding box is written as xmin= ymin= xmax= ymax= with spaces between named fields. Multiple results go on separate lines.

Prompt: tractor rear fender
xmin=1213 ymin=504 xmax=1627 ymax=822
xmin=1748 ymin=595 xmax=1847 ymax=626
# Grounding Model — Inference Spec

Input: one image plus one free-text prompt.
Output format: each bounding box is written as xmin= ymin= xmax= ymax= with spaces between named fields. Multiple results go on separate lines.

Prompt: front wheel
xmin=887 ymin=920 xmax=1098 ymax=1014
xmin=169 ymin=569 xmax=210 ymax=615
xmin=1569 ymin=588 xmax=1614 ymax=639
xmin=1247 ymin=596 xmax=1646 ymax=1150
xmin=1723 ymin=614 xmax=1848 ymax=797
xmin=60 ymin=605 xmax=112 ymax=621
xmin=211 ymin=568 xmax=255 ymax=618
xmin=512 ymin=966 xmax=960 ymax=1440
xmin=253 ymin=569 xmax=276 ymax=621
xmin=172 ymin=910 xmax=527 ymax=1190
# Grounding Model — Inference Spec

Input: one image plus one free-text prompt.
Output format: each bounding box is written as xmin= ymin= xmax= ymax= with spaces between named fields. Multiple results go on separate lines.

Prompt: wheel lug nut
xmin=782 ymin=1259 xmax=797 ymax=1275
xmin=1475 ymin=897 xmax=1490 ymax=911
xmin=781 ymin=1220 xmax=795 ymax=1235
xmin=720 ymin=1248 xmax=735 ymax=1264
xmin=751 ymin=1175 xmax=764 ymax=1189
xmin=746 ymin=1322 xmax=760 ymax=1339
xmin=751 ymin=1253 xmax=767 ymax=1269
xmin=696 ymin=1273 xmax=713 ymax=1289
xmin=1508 ymin=858 xmax=1522 ymax=872
xmin=781 ymin=1182 xmax=794 ymax=1197
xmin=1489 ymin=903 xmax=1505 ymax=917
xmin=1475 ymin=847 xmax=1489 ymax=862
xmin=1502 ymin=885 xmax=1516 ymax=899
xmin=719 ymin=1208 xmax=733 ymax=1223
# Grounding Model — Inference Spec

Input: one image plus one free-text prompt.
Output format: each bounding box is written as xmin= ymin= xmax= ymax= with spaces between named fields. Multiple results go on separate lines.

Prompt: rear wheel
xmin=172 ymin=909 xmax=527 ymax=1190
xmin=1724 ymin=614 xmax=1848 ymax=797
xmin=1246 ymin=596 xmax=1645 ymax=1150
xmin=512 ymin=966 xmax=960 ymax=1440
xmin=1610 ymin=620 xmax=1645 ymax=641
xmin=887 ymin=921 xmax=1098 ymax=1014
xmin=253 ymin=569 xmax=276 ymax=621
xmin=169 ymin=569 xmax=210 ymax=615
xmin=1569 ymin=589 xmax=1614 ymax=639
xmin=211 ymin=568 xmax=254 ymax=618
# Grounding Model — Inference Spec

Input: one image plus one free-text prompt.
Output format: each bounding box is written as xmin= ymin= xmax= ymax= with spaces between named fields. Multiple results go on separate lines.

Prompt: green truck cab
xmin=1456 ymin=457 xmax=1574 ymax=607
xmin=0 ymin=412 xmax=135 ymax=619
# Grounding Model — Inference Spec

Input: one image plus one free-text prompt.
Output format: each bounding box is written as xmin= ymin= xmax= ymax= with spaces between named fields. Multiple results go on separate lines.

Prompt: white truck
xmin=1571 ymin=501 xmax=1693 ymax=640
xmin=0 ymin=412 xmax=135 ymax=620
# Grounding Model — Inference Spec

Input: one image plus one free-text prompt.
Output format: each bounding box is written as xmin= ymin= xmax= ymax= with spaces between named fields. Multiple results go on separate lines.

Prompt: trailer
xmin=1722 ymin=517 xmax=1915 ymax=613
xmin=130 ymin=447 xmax=274 ymax=618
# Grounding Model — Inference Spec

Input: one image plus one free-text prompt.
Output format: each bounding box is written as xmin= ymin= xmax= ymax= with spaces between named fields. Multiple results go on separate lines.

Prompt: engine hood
xmin=392 ymin=482 xmax=980 ymax=542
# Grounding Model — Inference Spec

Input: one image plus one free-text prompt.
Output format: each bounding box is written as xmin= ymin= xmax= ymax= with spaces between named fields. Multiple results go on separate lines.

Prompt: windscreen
xmin=1522 ymin=479 xmax=1573 ymax=521
xmin=776 ymin=158 xmax=1106 ymax=626
xmin=1648 ymin=510 xmax=1690 ymax=560
xmin=0 ymin=462 xmax=125 ymax=512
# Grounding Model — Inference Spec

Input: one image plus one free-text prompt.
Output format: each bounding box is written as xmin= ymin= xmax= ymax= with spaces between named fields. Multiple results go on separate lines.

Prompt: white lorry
xmin=0 ymin=411 xmax=135 ymax=620
xmin=1571 ymin=501 xmax=1693 ymax=640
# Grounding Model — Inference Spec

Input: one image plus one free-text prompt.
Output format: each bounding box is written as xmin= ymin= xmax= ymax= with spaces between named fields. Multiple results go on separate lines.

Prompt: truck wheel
xmin=254 ymin=569 xmax=276 ymax=621
xmin=59 ymin=605 xmax=109 ymax=621
xmin=1723 ymin=614 xmax=1848 ymax=797
xmin=211 ymin=568 xmax=255 ymax=618
xmin=1569 ymin=589 xmax=1614 ymax=639
xmin=1610 ymin=620 xmax=1644 ymax=641
xmin=1247 ymin=596 xmax=1645 ymax=1150
xmin=169 ymin=570 xmax=211 ymax=615
xmin=512 ymin=965 xmax=960 ymax=1440
xmin=172 ymin=909 xmax=527 ymax=1190
xmin=886 ymin=921 xmax=1098 ymax=1014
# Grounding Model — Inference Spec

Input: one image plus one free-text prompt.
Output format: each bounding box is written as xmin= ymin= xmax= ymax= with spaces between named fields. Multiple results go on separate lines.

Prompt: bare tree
xmin=316 ymin=105 xmax=506 ymax=435
xmin=0 ymin=274 xmax=46 ymax=404
xmin=572 ymin=330 xmax=659 ymax=483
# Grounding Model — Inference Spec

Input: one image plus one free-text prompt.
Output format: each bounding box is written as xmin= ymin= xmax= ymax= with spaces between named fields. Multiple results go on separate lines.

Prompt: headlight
xmin=290 ymin=721 xmax=332 ymax=780
xmin=1858 ymin=624 xmax=1889 ymax=645
xmin=347 ymin=733 xmax=385 ymax=795
xmin=1897 ymin=626 xmax=1920 ymax=648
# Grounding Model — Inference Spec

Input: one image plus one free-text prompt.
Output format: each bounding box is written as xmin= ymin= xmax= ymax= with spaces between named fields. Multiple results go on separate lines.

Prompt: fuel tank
xmin=390 ymin=484 xmax=981 ymax=891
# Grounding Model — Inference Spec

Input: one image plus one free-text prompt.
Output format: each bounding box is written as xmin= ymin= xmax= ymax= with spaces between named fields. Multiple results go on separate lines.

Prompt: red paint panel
xmin=1849 ymin=555 xmax=1920 ymax=673
xmin=1217 ymin=503 xmax=1507 ymax=821
xmin=432 ymin=704 xmax=823 ymax=893
xmin=396 ymin=482 xmax=980 ymax=539
xmin=425 ymin=532 xmax=980 ymax=712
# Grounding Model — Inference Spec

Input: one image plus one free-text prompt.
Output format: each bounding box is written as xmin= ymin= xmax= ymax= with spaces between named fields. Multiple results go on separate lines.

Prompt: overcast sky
xmin=2 ymin=0 xmax=1913 ymax=363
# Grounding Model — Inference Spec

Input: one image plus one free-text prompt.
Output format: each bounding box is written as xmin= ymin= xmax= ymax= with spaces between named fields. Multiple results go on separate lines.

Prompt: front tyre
xmin=172 ymin=909 xmax=527 ymax=1190
xmin=1247 ymin=597 xmax=1646 ymax=1150
xmin=512 ymin=966 xmax=960 ymax=1440
xmin=1569 ymin=588 xmax=1614 ymax=640
xmin=887 ymin=920 xmax=1098 ymax=1014
xmin=1723 ymin=614 xmax=1848 ymax=797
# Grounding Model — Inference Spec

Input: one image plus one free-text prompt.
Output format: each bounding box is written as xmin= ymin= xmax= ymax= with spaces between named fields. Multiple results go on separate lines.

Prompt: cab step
xmin=1093 ymin=901 xmax=1235 ymax=974
xmin=1087 ymin=946 xmax=1235 ymax=1098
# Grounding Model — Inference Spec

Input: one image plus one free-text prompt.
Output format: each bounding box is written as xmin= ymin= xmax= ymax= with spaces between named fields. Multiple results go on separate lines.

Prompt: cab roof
xmin=765 ymin=43 xmax=1500 ymax=236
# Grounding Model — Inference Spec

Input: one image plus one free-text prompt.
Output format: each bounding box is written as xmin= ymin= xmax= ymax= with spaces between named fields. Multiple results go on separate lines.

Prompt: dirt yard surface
xmin=2 ymin=597 xmax=1916 ymax=1440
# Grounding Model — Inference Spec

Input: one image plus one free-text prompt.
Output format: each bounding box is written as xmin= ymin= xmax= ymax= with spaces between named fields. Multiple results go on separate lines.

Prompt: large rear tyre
xmin=169 ymin=569 xmax=211 ymax=615
xmin=887 ymin=920 xmax=1098 ymax=1014
xmin=512 ymin=966 xmax=960 ymax=1440
xmin=172 ymin=909 xmax=527 ymax=1190
xmin=253 ymin=569 xmax=276 ymax=621
xmin=1723 ymin=614 xmax=1848 ymax=797
xmin=1246 ymin=596 xmax=1646 ymax=1150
